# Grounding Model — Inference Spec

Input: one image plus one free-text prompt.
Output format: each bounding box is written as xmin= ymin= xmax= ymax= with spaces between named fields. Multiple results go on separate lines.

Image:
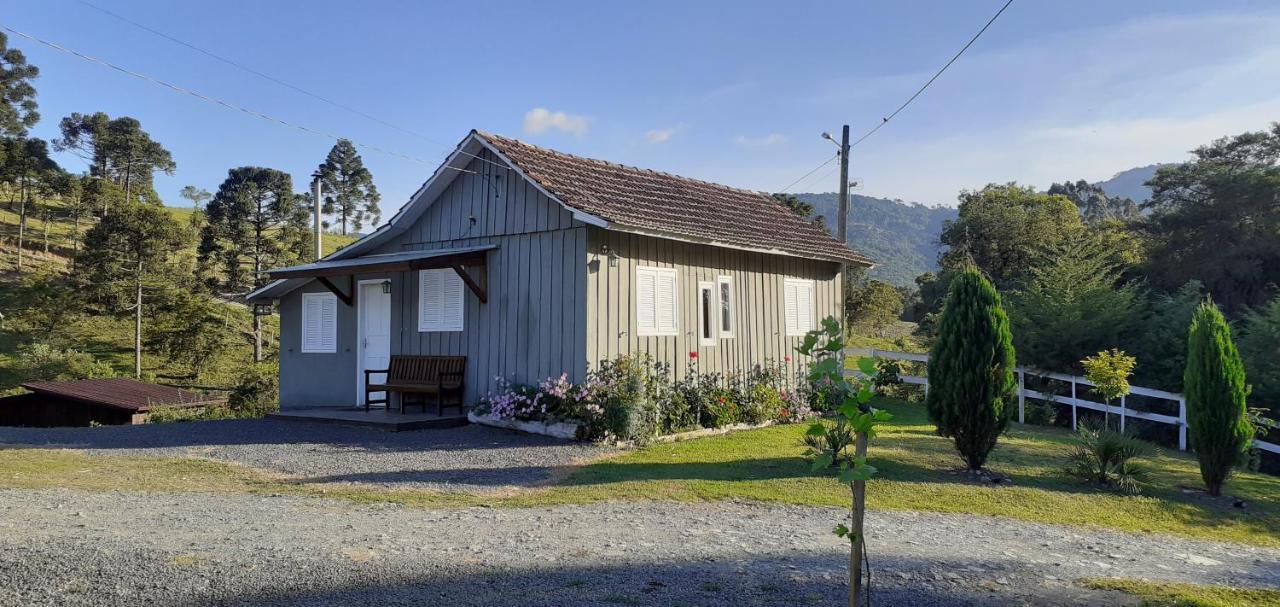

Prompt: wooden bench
xmin=364 ymin=355 xmax=466 ymax=415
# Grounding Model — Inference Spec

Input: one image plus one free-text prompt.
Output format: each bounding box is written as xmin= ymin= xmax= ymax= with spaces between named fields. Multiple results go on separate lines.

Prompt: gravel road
xmin=0 ymin=420 xmax=611 ymax=491
xmin=0 ymin=488 xmax=1275 ymax=607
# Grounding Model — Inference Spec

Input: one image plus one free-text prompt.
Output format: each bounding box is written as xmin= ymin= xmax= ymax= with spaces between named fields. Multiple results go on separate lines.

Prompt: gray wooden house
xmin=248 ymin=131 xmax=871 ymax=410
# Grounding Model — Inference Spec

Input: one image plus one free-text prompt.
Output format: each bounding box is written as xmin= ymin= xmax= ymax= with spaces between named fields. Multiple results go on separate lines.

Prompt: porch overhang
xmin=259 ymin=245 xmax=495 ymax=305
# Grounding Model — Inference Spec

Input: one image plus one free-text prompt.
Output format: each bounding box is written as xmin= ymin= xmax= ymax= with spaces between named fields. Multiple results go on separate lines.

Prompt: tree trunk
xmin=849 ymin=431 xmax=869 ymax=607
xmin=16 ymin=179 xmax=28 ymax=275
xmin=135 ymin=259 xmax=143 ymax=379
xmin=42 ymin=212 xmax=50 ymax=254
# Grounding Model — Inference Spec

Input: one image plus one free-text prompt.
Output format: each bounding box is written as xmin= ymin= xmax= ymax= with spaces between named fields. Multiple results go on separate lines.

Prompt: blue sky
xmin=6 ymin=0 xmax=1280 ymax=218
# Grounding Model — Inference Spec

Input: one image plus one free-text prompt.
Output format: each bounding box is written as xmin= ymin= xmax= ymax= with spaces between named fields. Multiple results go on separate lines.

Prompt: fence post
xmin=1119 ymin=394 xmax=1126 ymax=433
xmin=1178 ymin=397 xmax=1187 ymax=451
xmin=1070 ymin=378 xmax=1078 ymax=431
xmin=1017 ymin=370 xmax=1025 ymax=424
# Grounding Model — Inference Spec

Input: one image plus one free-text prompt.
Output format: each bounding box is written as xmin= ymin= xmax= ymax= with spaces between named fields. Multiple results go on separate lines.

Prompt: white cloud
xmin=645 ymin=126 xmax=680 ymax=144
xmin=734 ymin=133 xmax=787 ymax=147
xmin=523 ymin=107 xmax=590 ymax=136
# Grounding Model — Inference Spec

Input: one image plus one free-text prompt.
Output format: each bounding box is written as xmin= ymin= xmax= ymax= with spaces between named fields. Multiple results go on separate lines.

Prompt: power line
xmin=0 ymin=24 xmax=473 ymax=172
xmin=772 ymin=0 xmax=1013 ymax=193
xmin=849 ymin=0 xmax=1014 ymax=149
xmin=777 ymin=152 xmax=838 ymax=193
xmin=67 ymin=1 xmax=514 ymax=174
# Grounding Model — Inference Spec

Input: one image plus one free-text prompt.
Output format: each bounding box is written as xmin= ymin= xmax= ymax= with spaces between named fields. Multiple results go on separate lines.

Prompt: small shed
xmin=0 ymin=378 xmax=225 ymax=427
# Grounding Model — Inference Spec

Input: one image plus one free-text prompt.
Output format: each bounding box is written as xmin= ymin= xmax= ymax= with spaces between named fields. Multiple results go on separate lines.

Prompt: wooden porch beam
xmin=316 ymin=276 xmax=354 ymax=307
xmin=451 ymin=264 xmax=487 ymax=304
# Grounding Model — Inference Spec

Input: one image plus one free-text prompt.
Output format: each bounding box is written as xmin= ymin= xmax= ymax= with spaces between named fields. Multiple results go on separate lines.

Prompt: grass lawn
xmin=2 ymin=398 xmax=1276 ymax=547
xmin=1085 ymin=578 xmax=1280 ymax=607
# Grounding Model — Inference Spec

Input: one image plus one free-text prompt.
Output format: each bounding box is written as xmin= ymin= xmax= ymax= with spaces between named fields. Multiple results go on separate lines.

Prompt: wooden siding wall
xmin=585 ymin=227 xmax=843 ymax=380
xmin=374 ymin=150 xmax=588 ymax=403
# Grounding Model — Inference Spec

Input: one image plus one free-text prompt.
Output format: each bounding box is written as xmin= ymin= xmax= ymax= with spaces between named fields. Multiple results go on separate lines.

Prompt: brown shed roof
xmin=20 ymin=379 xmax=225 ymax=413
xmin=479 ymin=132 xmax=872 ymax=266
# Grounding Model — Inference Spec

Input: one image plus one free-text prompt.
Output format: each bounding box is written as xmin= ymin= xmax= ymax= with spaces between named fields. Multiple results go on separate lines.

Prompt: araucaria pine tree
xmin=925 ymin=268 xmax=1017 ymax=470
xmin=317 ymin=139 xmax=380 ymax=235
xmin=1184 ymin=300 xmax=1253 ymax=497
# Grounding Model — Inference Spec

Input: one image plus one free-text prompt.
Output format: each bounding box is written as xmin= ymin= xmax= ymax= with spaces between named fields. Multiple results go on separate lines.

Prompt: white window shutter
xmin=636 ymin=267 xmax=677 ymax=336
xmin=784 ymin=279 xmax=813 ymax=336
xmin=797 ymin=281 xmax=814 ymax=333
xmin=637 ymin=271 xmax=656 ymax=334
xmin=656 ymin=271 xmax=677 ymax=334
xmin=784 ymin=281 xmax=799 ymax=336
xmin=301 ymin=292 xmax=337 ymax=353
xmin=419 ymin=269 xmax=464 ymax=332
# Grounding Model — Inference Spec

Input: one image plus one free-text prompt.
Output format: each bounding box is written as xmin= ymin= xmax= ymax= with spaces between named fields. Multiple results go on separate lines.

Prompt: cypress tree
xmin=1184 ymin=300 xmax=1253 ymax=496
xmin=925 ymin=268 xmax=1017 ymax=469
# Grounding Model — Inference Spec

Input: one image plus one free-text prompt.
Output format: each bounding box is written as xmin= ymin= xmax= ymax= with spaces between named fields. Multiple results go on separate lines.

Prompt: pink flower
xmin=784 ymin=355 xmax=792 ymax=363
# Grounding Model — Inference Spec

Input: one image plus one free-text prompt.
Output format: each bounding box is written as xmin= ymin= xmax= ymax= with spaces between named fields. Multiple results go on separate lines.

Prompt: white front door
xmin=358 ymin=281 xmax=392 ymax=407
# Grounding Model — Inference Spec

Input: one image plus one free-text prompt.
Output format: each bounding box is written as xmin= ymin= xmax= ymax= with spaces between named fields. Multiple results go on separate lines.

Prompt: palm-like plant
xmin=1065 ymin=425 xmax=1154 ymax=494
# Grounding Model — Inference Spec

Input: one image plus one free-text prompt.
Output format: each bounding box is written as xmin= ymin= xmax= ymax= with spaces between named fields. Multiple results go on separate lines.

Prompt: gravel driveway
xmin=0 ymin=488 xmax=1275 ymax=607
xmin=0 ymin=420 xmax=611 ymax=491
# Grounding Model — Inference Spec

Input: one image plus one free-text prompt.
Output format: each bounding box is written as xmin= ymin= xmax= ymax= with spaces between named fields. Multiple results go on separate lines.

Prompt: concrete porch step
xmin=266 ymin=407 xmax=470 ymax=432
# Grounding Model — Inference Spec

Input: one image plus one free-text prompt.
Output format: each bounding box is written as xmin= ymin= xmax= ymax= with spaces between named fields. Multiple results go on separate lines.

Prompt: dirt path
xmin=0 ymin=488 xmax=1275 ymax=606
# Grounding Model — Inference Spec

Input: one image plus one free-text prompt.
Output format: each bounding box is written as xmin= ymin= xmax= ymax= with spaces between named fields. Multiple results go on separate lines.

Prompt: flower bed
xmin=472 ymin=354 xmax=838 ymax=444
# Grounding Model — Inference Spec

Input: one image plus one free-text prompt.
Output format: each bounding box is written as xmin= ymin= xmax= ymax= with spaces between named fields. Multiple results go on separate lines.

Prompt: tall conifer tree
xmin=925 ymin=268 xmax=1017 ymax=470
xmin=1184 ymin=300 xmax=1253 ymax=496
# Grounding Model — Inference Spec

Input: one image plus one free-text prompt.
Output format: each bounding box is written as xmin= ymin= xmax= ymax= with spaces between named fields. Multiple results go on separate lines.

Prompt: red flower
xmin=689 ymin=351 xmax=698 ymax=360
xmin=784 ymin=355 xmax=792 ymax=363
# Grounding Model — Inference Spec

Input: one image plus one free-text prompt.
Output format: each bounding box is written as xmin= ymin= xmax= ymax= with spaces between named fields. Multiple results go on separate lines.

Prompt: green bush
xmin=14 ymin=342 xmax=115 ymax=385
xmin=590 ymin=355 xmax=664 ymax=443
xmin=702 ymin=388 xmax=741 ymax=427
xmin=1184 ymin=300 xmax=1253 ymax=496
xmin=1239 ymin=296 xmax=1280 ymax=420
xmin=924 ymin=268 xmax=1017 ymax=470
xmin=1064 ymin=426 xmax=1154 ymax=494
xmin=227 ymin=362 xmax=279 ymax=417
xmin=741 ymin=383 xmax=785 ymax=424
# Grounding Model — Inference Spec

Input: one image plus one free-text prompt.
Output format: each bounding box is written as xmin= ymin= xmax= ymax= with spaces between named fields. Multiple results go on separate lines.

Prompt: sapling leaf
xmin=834 ymin=523 xmax=849 ymax=538
xmin=823 ymin=338 xmax=845 ymax=352
xmin=812 ymin=453 xmax=834 ymax=471
xmin=857 ymin=357 xmax=877 ymax=376
xmin=806 ymin=424 xmax=827 ymax=437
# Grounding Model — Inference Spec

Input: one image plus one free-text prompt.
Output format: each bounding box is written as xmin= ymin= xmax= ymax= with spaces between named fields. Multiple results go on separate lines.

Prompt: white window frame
xmin=717 ymin=275 xmax=735 ymax=339
xmin=784 ymin=278 xmax=816 ymax=337
xmin=300 ymin=292 xmax=337 ymax=353
xmin=697 ymin=281 xmax=717 ymax=346
xmin=418 ymin=268 xmax=465 ymax=332
xmin=636 ymin=266 xmax=679 ymax=337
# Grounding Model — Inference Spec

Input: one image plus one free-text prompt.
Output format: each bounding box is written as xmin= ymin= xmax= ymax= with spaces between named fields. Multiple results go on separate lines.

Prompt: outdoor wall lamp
xmin=600 ymin=244 xmax=619 ymax=267
xmin=381 ymin=280 xmax=392 ymax=294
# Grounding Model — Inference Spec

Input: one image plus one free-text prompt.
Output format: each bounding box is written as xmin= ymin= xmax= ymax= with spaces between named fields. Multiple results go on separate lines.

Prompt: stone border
xmin=470 ymin=411 xmax=785 ymax=445
xmin=467 ymin=412 xmax=582 ymax=440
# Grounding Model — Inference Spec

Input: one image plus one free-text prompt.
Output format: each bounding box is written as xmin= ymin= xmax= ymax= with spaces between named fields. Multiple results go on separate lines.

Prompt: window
xmin=419 ymin=268 xmax=465 ymax=332
xmin=301 ymin=292 xmax=337 ymax=353
xmin=784 ymin=278 xmax=815 ymax=336
xmin=717 ymin=276 xmax=735 ymax=338
xmin=698 ymin=281 xmax=716 ymax=345
xmin=636 ymin=266 xmax=678 ymax=336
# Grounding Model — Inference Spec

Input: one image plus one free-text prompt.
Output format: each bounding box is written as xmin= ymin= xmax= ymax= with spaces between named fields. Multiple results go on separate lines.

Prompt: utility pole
xmin=312 ymin=171 xmax=324 ymax=261
xmin=837 ymin=124 xmax=850 ymax=245
xmin=827 ymin=124 xmax=866 ymax=607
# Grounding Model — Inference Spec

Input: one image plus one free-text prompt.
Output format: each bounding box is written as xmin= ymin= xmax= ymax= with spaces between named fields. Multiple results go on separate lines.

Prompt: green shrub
xmin=924 ymin=268 xmax=1017 ymax=470
xmin=228 ymin=362 xmax=279 ymax=417
xmin=702 ymin=388 xmax=741 ymax=427
xmin=14 ymin=342 xmax=115 ymax=385
xmin=1184 ymin=300 xmax=1253 ymax=496
xmin=1239 ymin=296 xmax=1280 ymax=420
xmin=590 ymin=355 xmax=665 ymax=443
xmin=741 ymin=383 xmax=785 ymax=424
xmin=1064 ymin=426 xmax=1154 ymax=494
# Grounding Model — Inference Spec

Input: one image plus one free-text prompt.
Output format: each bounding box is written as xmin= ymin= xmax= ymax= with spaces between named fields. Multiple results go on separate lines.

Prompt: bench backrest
xmin=387 ymin=355 xmax=466 ymax=384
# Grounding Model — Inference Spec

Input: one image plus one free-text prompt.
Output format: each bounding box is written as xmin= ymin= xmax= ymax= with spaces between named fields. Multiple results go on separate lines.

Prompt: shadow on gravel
xmin=153 ymin=554 xmax=1119 ymax=607
xmin=0 ymin=419 xmax=585 ymax=454
xmin=299 ymin=465 xmax=573 ymax=487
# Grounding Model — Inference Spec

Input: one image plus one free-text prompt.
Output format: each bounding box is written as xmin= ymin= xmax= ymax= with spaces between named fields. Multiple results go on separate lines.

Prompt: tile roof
xmin=479 ymin=132 xmax=872 ymax=265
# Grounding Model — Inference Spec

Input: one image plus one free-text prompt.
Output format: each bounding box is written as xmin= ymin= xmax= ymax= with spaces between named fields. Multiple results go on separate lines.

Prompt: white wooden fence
xmin=846 ymin=347 xmax=1280 ymax=455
